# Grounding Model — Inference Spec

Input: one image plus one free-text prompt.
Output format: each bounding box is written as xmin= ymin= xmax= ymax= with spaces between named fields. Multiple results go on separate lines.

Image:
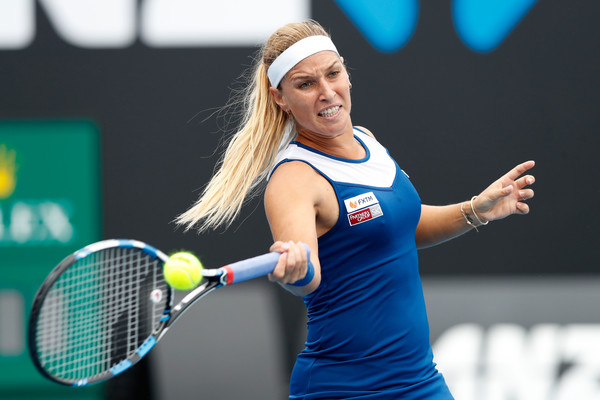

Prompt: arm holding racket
xmin=264 ymin=161 xmax=324 ymax=296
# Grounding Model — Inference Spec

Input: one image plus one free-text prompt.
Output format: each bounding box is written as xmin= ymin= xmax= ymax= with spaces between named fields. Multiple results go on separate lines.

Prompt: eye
xmin=298 ymin=81 xmax=312 ymax=89
xmin=329 ymin=70 xmax=340 ymax=78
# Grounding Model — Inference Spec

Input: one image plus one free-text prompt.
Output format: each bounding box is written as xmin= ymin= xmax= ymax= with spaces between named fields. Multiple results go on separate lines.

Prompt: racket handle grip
xmin=223 ymin=243 xmax=312 ymax=285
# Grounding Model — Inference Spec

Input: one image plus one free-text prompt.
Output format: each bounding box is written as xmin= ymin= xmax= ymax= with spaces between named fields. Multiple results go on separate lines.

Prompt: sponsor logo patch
xmin=348 ymin=204 xmax=383 ymax=226
xmin=345 ymin=191 xmax=384 ymax=226
xmin=344 ymin=191 xmax=378 ymax=213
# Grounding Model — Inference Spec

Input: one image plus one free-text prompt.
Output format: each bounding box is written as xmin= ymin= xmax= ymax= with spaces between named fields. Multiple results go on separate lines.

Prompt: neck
xmin=296 ymin=123 xmax=365 ymax=159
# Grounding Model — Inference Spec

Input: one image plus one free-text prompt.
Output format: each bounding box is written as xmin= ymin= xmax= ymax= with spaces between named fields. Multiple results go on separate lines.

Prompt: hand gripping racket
xmin=28 ymin=239 xmax=312 ymax=387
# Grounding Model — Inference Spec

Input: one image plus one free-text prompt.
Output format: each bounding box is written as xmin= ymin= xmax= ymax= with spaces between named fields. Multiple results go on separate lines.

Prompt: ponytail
xmin=176 ymin=20 xmax=329 ymax=232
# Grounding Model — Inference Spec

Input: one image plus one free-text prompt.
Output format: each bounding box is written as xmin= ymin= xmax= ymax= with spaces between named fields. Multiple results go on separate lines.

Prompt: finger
xmin=294 ymin=241 xmax=308 ymax=266
xmin=484 ymin=184 xmax=514 ymax=203
xmin=268 ymin=252 xmax=287 ymax=282
xmin=518 ymin=188 xmax=534 ymax=201
xmin=285 ymin=242 xmax=299 ymax=283
xmin=295 ymin=241 xmax=309 ymax=281
xmin=290 ymin=241 xmax=308 ymax=283
xmin=514 ymin=175 xmax=535 ymax=190
xmin=269 ymin=241 xmax=290 ymax=253
xmin=504 ymin=160 xmax=535 ymax=181
xmin=516 ymin=202 xmax=530 ymax=214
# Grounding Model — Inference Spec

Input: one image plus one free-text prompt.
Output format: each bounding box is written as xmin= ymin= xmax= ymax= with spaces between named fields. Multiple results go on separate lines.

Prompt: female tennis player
xmin=177 ymin=20 xmax=535 ymax=400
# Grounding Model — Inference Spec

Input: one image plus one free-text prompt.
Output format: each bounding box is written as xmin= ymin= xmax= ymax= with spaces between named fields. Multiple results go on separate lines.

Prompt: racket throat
xmin=164 ymin=280 xmax=221 ymax=328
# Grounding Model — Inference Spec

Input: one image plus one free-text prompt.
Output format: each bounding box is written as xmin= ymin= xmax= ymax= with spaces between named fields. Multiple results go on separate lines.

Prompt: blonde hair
xmin=176 ymin=20 xmax=330 ymax=232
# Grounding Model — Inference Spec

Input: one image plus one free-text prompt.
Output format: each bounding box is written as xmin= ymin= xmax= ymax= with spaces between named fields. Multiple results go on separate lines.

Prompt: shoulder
xmin=267 ymin=160 xmax=324 ymax=197
xmin=266 ymin=160 xmax=331 ymax=210
xmin=265 ymin=160 xmax=328 ymax=227
xmin=353 ymin=125 xmax=376 ymax=139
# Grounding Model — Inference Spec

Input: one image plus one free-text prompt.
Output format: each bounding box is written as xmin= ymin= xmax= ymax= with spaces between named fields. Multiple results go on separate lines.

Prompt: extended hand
xmin=473 ymin=160 xmax=535 ymax=222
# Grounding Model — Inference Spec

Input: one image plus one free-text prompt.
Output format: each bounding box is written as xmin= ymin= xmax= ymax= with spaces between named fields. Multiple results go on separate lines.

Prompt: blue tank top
xmin=271 ymin=128 xmax=453 ymax=399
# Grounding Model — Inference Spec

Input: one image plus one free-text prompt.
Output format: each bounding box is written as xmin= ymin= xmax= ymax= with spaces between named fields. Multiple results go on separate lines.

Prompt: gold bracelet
xmin=460 ymin=202 xmax=479 ymax=232
xmin=470 ymin=196 xmax=489 ymax=226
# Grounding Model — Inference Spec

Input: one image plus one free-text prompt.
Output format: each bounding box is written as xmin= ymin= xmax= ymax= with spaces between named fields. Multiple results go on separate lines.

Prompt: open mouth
xmin=318 ymin=105 xmax=341 ymax=117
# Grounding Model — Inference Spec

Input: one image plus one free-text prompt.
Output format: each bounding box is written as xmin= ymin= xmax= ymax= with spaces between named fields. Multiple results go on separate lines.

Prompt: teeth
xmin=320 ymin=106 xmax=340 ymax=117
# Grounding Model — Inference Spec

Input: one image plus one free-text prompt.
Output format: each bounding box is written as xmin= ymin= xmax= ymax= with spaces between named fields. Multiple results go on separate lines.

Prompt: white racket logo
xmin=150 ymin=289 xmax=163 ymax=304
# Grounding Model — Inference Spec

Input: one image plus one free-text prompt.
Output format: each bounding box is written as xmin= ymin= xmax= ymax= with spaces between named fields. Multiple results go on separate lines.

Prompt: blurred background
xmin=0 ymin=0 xmax=598 ymax=399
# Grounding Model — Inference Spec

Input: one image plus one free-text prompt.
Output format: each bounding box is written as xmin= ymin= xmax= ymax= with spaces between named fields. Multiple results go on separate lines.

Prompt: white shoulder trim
xmin=270 ymin=129 xmax=397 ymax=188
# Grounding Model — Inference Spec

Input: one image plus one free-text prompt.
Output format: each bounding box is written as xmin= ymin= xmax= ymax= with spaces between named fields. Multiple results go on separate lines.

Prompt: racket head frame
xmin=27 ymin=239 xmax=178 ymax=386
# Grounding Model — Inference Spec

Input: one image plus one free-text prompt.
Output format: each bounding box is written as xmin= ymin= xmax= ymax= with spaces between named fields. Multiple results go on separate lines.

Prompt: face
xmin=271 ymin=51 xmax=352 ymax=141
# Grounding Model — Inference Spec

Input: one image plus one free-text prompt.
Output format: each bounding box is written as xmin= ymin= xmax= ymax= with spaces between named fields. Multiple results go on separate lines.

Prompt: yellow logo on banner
xmin=0 ymin=144 xmax=17 ymax=199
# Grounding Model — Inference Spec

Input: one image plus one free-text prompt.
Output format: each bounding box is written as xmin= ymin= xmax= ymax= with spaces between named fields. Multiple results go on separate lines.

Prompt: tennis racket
xmin=28 ymin=238 xmax=311 ymax=387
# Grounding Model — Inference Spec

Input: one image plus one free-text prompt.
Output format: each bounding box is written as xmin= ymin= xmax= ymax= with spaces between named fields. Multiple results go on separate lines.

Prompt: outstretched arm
xmin=415 ymin=160 xmax=535 ymax=249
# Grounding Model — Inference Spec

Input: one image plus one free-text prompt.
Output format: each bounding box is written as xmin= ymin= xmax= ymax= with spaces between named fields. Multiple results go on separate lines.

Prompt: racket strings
xmin=34 ymin=247 xmax=168 ymax=382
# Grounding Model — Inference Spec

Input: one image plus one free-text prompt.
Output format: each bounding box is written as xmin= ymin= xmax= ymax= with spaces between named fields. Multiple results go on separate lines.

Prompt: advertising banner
xmin=0 ymin=121 xmax=102 ymax=398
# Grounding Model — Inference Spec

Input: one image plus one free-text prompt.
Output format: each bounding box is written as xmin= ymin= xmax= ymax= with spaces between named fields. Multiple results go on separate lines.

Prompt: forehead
xmin=287 ymin=51 xmax=341 ymax=77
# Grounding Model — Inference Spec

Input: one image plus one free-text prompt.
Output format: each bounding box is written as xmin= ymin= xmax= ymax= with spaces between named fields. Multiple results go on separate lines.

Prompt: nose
xmin=318 ymin=79 xmax=336 ymax=101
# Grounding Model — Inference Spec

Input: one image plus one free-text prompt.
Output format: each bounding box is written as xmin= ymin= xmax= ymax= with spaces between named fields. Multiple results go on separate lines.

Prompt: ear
xmin=269 ymin=86 xmax=288 ymax=112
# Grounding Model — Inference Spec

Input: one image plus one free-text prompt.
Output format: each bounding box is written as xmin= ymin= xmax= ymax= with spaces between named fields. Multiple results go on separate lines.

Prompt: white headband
xmin=267 ymin=35 xmax=339 ymax=88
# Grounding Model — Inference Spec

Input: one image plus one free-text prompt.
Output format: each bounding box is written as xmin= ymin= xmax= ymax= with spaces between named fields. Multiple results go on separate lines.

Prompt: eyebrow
xmin=288 ymin=59 xmax=340 ymax=82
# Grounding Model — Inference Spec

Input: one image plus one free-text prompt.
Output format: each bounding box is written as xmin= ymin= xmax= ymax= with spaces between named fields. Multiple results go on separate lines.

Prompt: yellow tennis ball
xmin=163 ymin=251 xmax=203 ymax=290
